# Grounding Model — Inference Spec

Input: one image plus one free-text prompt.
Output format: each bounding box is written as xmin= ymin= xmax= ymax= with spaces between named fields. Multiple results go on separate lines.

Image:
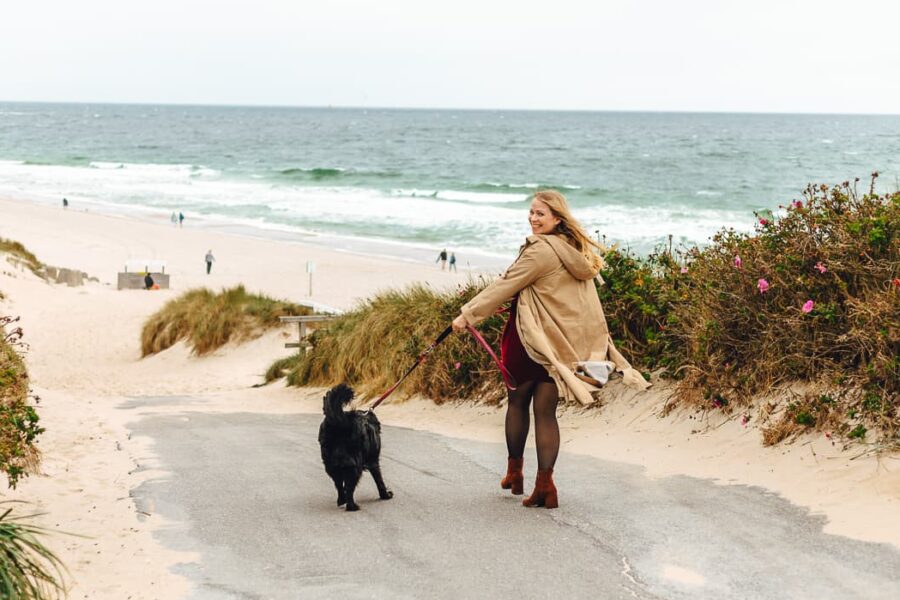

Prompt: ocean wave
xmin=392 ymin=188 xmax=527 ymax=204
xmin=275 ymin=166 xmax=402 ymax=181
xmin=475 ymin=182 xmax=582 ymax=191
xmin=279 ymin=167 xmax=346 ymax=179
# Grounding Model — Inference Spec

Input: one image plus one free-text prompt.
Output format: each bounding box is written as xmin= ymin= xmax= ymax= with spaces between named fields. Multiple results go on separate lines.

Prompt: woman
xmin=451 ymin=190 xmax=649 ymax=509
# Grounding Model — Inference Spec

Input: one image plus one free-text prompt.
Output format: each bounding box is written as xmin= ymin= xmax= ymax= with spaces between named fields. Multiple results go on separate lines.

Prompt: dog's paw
xmin=345 ymin=503 xmax=360 ymax=512
xmin=380 ymin=490 xmax=394 ymax=500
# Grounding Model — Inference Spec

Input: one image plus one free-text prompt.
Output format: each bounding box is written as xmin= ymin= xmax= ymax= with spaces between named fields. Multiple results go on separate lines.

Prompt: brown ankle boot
xmin=500 ymin=457 xmax=524 ymax=495
xmin=522 ymin=468 xmax=558 ymax=509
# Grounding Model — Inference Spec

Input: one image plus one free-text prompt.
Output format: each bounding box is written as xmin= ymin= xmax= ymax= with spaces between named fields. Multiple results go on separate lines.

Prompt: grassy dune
xmin=0 ymin=238 xmax=43 ymax=276
xmin=269 ymin=178 xmax=899 ymax=446
xmin=141 ymin=285 xmax=314 ymax=356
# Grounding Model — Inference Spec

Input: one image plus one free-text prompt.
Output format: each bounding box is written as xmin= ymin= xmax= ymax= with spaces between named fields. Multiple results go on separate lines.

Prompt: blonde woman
xmin=451 ymin=190 xmax=649 ymax=509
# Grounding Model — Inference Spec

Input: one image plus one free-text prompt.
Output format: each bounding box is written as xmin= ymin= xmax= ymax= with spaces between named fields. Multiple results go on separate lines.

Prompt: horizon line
xmin=2 ymin=98 xmax=899 ymax=118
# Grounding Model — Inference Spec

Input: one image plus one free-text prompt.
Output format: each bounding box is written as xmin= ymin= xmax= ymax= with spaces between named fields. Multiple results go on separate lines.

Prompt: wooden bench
xmin=279 ymin=315 xmax=337 ymax=349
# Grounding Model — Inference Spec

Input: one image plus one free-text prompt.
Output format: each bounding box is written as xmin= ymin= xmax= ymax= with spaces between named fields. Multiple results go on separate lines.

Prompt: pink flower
xmin=802 ymin=300 xmax=815 ymax=314
xmin=759 ymin=218 xmax=768 ymax=226
xmin=793 ymin=200 xmax=803 ymax=209
xmin=815 ymin=262 xmax=827 ymax=273
xmin=741 ymin=414 xmax=750 ymax=427
xmin=734 ymin=255 xmax=742 ymax=269
xmin=757 ymin=278 xmax=769 ymax=294
xmin=680 ymin=266 xmax=689 ymax=274
xmin=454 ymin=362 xmax=461 ymax=370
xmin=892 ymin=278 xmax=900 ymax=289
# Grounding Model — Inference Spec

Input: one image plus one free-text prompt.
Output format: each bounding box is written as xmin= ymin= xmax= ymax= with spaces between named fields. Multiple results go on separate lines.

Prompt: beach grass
xmin=140 ymin=285 xmax=313 ymax=356
xmin=266 ymin=281 xmax=510 ymax=404
xmin=267 ymin=177 xmax=898 ymax=445
xmin=0 ymin=238 xmax=44 ymax=277
xmin=0 ymin=503 xmax=67 ymax=600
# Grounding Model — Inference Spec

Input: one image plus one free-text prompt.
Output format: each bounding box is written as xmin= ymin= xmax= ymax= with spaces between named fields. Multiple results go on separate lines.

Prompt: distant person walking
xmin=436 ymin=248 xmax=448 ymax=270
xmin=449 ymin=252 xmax=457 ymax=272
xmin=144 ymin=272 xmax=155 ymax=290
xmin=178 ymin=212 xmax=185 ymax=227
xmin=171 ymin=212 xmax=178 ymax=226
xmin=205 ymin=250 xmax=215 ymax=274
xmin=62 ymin=198 xmax=68 ymax=209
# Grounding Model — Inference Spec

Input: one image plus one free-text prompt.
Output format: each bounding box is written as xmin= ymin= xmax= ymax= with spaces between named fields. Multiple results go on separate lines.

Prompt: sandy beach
xmin=1 ymin=195 xmax=898 ymax=598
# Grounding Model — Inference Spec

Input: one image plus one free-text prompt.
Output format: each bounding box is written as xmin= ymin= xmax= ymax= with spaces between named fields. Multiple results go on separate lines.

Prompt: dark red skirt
xmin=501 ymin=299 xmax=553 ymax=384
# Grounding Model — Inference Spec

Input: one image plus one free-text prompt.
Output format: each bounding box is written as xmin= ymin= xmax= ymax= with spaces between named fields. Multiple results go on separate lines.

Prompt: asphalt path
xmin=127 ymin=397 xmax=900 ymax=600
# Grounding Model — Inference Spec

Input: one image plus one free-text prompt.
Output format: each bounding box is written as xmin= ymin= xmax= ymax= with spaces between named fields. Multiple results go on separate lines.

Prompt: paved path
xmin=128 ymin=399 xmax=900 ymax=600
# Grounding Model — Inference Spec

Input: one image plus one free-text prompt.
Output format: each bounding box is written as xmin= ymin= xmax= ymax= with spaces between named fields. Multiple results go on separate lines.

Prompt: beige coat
xmin=461 ymin=234 xmax=650 ymax=405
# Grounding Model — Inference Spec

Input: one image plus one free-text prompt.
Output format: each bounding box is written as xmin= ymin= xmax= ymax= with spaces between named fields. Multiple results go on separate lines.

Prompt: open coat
xmin=461 ymin=234 xmax=650 ymax=405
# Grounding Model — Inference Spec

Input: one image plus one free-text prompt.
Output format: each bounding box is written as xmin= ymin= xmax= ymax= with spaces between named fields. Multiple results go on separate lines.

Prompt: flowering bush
xmin=0 ymin=316 xmax=44 ymax=488
xmin=669 ymin=175 xmax=898 ymax=444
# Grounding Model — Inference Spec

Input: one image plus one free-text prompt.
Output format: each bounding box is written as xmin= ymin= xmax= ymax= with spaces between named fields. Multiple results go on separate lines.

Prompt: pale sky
xmin=2 ymin=0 xmax=899 ymax=113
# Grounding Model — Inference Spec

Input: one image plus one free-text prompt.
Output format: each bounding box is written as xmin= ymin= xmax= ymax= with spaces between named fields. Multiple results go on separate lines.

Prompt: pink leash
xmin=367 ymin=321 xmax=517 ymax=411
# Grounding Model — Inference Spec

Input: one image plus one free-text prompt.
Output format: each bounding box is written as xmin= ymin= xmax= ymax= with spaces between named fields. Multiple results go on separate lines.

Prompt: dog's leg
xmin=343 ymin=468 xmax=361 ymax=512
xmin=325 ymin=466 xmax=347 ymax=506
xmin=368 ymin=464 xmax=394 ymax=500
xmin=334 ymin=479 xmax=347 ymax=506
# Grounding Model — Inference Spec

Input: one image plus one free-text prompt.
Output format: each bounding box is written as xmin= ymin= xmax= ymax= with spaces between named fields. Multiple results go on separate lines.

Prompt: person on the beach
xmin=171 ymin=212 xmax=178 ymax=226
xmin=205 ymin=250 xmax=215 ymax=274
xmin=144 ymin=272 xmax=154 ymax=290
xmin=62 ymin=198 xmax=68 ymax=209
xmin=436 ymin=248 xmax=448 ymax=270
xmin=449 ymin=252 xmax=457 ymax=272
xmin=451 ymin=190 xmax=649 ymax=509
xmin=178 ymin=212 xmax=185 ymax=227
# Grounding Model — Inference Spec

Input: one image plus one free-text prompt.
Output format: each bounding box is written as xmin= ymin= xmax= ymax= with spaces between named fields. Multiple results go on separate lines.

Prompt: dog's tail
xmin=323 ymin=384 xmax=355 ymax=422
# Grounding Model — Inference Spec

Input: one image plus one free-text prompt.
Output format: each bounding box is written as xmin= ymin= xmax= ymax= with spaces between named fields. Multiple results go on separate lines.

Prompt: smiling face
xmin=529 ymin=198 xmax=561 ymax=235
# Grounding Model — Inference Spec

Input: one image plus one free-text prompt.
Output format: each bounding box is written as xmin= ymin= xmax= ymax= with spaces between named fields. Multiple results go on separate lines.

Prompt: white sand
xmin=1 ymin=196 xmax=898 ymax=597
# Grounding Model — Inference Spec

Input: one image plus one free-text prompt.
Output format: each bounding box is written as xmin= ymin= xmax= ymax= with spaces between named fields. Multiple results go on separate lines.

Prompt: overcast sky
xmin=2 ymin=0 xmax=898 ymax=113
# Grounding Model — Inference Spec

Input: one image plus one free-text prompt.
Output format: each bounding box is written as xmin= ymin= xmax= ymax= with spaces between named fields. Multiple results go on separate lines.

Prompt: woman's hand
xmin=451 ymin=313 xmax=469 ymax=333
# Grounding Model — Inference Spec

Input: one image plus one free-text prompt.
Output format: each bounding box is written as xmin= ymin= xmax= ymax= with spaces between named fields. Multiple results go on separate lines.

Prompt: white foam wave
xmin=0 ymin=158 xmax=755 ymax=257
xmin=392 ymin=188 xmax=526 ymax=204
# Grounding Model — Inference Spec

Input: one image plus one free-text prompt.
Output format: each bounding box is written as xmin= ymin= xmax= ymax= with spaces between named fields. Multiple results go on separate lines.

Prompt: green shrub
xmin=670 ymin=176 xmax=898 ymax=443
xmin=140 ymin=285 xmax=313 ymax=356
xmin=0 ymin=317 xmax=43 ymax=488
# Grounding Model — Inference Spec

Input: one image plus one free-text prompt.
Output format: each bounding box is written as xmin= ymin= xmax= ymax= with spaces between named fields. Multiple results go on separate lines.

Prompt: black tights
xmin=505 ymin=380 xmax=560 ymax=471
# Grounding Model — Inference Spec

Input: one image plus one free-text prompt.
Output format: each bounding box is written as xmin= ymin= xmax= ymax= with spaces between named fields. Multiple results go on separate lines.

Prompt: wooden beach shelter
xmin=117 ymin=259 xmax=170 ymax=290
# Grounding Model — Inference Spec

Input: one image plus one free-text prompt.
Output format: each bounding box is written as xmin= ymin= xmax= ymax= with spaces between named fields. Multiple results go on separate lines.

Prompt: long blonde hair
xmin=532 ymin=190 xmax=604 ymax=272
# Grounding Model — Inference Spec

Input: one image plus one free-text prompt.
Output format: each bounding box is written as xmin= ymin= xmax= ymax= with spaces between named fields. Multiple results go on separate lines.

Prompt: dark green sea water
xmin=1 ymin=102 xmax=898 ymax=260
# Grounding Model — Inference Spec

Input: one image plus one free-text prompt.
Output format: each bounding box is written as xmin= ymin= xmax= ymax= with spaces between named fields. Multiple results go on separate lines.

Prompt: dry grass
xmin=140 ymin=285 xmax=313 ymax=356
xmin=270 ymin=280 xmax=510 ymax=404
xmin=0 ymin=238 xmax=43 ymax=276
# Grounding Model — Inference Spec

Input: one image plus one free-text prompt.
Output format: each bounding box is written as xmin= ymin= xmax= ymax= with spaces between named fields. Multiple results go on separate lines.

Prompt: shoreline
xmin=0 ymin=193 xmax=898 ymax=597
xmin=1 ymin=193 xmax=512 ymax=272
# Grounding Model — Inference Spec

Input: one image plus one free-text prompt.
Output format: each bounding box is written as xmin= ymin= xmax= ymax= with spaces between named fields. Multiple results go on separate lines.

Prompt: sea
xmin=1 ymin=102 xmax=899 ymax=266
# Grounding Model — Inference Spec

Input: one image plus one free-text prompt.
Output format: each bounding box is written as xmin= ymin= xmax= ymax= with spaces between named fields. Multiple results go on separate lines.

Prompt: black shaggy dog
xmin=318 ymin=384 xmax=393 ymax=511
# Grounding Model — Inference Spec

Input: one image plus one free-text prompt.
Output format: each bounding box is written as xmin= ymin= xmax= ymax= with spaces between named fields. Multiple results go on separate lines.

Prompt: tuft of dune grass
xmin=0 ymin=238 xmax=44 ymax=277
xmin=270 ymin=281 xmax=510 ymax=404
xmin=140 ymin=285 xmax=313 ymax=357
